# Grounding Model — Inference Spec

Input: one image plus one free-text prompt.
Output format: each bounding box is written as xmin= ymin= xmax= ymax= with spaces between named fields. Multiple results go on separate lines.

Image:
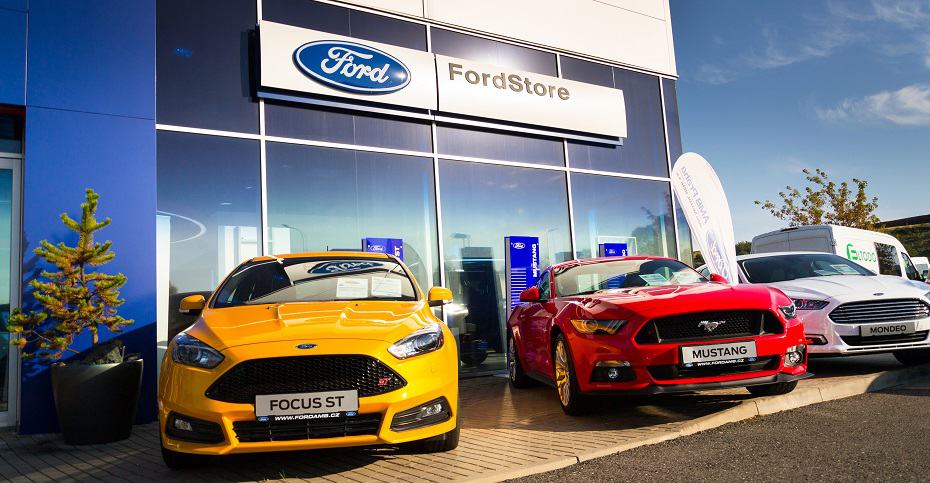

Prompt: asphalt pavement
xmin=516 ymin=369 xmax=930 ymax=482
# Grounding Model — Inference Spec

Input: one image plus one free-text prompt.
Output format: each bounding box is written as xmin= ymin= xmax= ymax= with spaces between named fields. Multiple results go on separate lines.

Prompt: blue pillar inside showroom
xmin=14 ymin=0 xmax=157 ymax=433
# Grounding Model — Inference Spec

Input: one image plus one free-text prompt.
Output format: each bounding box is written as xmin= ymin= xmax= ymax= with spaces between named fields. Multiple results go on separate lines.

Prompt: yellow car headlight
xmin=570 ymin=319 xmax=627 ymax=335
xmin=171 ymin=333 xmax=224 ymax=369
xmin=388 ymin=323 xmax=444 ymax=359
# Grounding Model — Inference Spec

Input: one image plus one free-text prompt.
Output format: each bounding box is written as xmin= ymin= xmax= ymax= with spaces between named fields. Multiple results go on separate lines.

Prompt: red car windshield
xmin=555 ymin=259 xmax=708 ymax=297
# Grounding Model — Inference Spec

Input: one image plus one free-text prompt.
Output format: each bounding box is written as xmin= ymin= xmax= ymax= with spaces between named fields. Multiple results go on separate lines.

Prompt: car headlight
xmin=388 ymin=323 xmax=444 ymax=359
xmin=171 ymin=333 xmax=224 ymax=369
xmin=792 ymin=299 xmax=829 ymax=311
xmin=925 ymin=291 xmax=930 ymax=301
xmin=779 ymin=304 xmax=798 ymax=320
xmin=570 ymin=319 xmax=627 ymax=335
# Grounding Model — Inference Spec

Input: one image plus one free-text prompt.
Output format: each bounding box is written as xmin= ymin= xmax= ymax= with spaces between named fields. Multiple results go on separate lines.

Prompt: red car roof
xmin=549 ymin=256 xmax=680 ymax=272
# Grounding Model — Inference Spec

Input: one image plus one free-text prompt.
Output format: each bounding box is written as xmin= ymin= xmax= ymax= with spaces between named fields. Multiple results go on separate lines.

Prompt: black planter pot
xmin=51 ymin=359 xmax=144 ymax=445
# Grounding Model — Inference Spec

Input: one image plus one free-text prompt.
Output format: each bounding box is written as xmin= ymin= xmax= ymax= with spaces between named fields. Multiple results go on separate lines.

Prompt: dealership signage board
xmin=505 ymin=236 xmax=540 ymax=315
xmin=259 ymin=21 xmax=437 ymax=110
xmin=259 ymin=21 xmax=627 ymax=138
xmin=362 ymin=237 xmax=404 ymax=260
xmin=598 ymin=243 xmax=629 ymax=257
xmin=671 ymin=153 xmax=740 ymax=285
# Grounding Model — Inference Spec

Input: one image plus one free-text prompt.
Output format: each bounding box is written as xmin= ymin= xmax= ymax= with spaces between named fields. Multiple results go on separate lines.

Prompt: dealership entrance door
xmin=0 ymin=149 xmax=22 ymax=427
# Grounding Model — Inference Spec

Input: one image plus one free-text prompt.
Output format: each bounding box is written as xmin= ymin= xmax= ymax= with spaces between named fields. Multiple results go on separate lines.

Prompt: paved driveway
xmin=0 ymin=355 xmax=906 ymax=482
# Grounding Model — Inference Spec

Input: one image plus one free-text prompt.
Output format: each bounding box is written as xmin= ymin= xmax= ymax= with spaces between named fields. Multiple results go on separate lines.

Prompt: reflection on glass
xmin=571 ymin=174 xmax=675 ymax=260
xmin=431 ymin=28 xmax=558 ymax=76
xmin=437 ymin=125 xmax=564 ymax=166
xmin=0 ymin=115 xmax=23 ymax=154
xmin=156 ymin=131 xmax=261 ymax=335
xmin=0 ymin=169 xmax=12 ymax=412
xmin=265 ymin=143 xmax=439 ymax=289
xmin=439 ymin=160 xmax=571 ymax=374
xmin=560 ymin=56 xmax=613 ymax=88
xmin=265 ymin=103 xmax=432 ymax=152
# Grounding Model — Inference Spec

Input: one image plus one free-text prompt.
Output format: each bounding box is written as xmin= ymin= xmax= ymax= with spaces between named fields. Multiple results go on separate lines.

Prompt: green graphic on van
xmin=846 ymin=243 xmax=877 ymax=263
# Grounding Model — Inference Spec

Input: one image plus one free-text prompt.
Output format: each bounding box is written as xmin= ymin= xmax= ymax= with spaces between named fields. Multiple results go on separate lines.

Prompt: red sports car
xmin=507 ymin=257 xmax=810 ymax=414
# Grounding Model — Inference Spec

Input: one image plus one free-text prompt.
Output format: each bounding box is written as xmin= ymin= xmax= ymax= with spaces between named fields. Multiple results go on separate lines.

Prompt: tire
xmin=416 ymin=422 xmax=460 ymax=453
xmin=161 ymin=444 xmax=204 ymax=469
xmin=508 ymin=333 xmax=534 ymax=389
xmin=746 ymin=380 xmax=798 ymax=397
xmin=553 ymin=334 xmax=591 ymax=416
xmin=893 ymin=349 xmax=930 ymax=366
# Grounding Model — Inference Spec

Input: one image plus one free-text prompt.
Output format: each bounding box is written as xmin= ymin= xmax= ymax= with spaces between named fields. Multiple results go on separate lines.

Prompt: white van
xmin=751 ymin=225 xmax=926 ymax=283
xmin=913 ymin=256 xmax=929 ymax=281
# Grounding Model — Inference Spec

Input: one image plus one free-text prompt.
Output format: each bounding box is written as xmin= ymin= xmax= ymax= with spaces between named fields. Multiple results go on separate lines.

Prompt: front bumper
xmin=566 ymin=321 xmax=809 ymax=395
xmin=158 ymin=338 xmax=458 ymax=455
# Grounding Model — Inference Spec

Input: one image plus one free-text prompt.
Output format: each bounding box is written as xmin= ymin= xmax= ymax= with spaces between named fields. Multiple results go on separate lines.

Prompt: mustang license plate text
xmin=681 ymin=341 xmax=757 ymax=366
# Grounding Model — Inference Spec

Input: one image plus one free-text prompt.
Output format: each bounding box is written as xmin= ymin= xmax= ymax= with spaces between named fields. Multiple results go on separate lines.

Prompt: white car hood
xmin=768 ymin=275 xmax=927 ymax=300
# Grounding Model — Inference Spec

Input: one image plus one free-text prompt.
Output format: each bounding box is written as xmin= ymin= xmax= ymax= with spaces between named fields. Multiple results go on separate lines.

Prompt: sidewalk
xmin=0 ymin=354 xmax=920 ymax=482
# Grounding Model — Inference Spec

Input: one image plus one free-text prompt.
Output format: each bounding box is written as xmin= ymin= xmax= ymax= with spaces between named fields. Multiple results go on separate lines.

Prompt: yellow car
xmin=158 ymin=252 xmax=459 ymax=468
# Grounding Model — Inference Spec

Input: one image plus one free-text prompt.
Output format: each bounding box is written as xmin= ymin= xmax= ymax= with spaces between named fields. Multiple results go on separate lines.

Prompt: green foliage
xmin=881 ymin=223 xmax=930 ymax=257
xmin=6 ymin=189 xmax=133 ymax=361
xmin=755 ymin=168 xmax=880 ymax=229
xmin=736 ymin=241 xmax=752 ymax=256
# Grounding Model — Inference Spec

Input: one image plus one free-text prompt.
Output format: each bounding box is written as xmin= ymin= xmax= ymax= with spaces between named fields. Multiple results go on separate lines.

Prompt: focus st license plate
xmin=681 ymin=341 xmax=757 ymax=366
xmin=255 ymin=390 xmax=359 ymax=418
xmin=860 ymin=321 xmax=916 ymax=337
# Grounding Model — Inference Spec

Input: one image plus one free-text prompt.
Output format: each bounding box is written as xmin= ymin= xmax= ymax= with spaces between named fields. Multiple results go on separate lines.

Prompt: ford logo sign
xmin=511 ymin=242 xmax=526 ymax=249
xmin=294 ymin=40 xmax=411 ymax=94
xmin=296 ymin=343 xmax=317 ymax=350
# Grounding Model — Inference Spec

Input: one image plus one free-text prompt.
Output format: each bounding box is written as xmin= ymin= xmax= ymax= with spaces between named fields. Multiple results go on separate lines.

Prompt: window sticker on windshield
xmin=813 ymin=269 xmax=836 ymax=276
xmin=310 ymin=261 xmax=381 ymax=274
xmin=336 ymin=278 xmax=369 ymax=298
xmin=371 ymin=277 xmax=402 ymax=297
xmin=638 ymin=273 xmax=669 ymax=286
xmin=830 ymin=264 xmax=859 ymax=275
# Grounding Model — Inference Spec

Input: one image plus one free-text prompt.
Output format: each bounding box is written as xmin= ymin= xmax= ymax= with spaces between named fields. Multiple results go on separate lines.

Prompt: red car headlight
xmin=570 ymin=319 xmax=627 ymax=335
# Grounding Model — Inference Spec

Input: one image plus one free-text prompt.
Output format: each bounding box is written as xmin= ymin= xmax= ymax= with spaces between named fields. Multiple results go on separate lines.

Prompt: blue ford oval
xmin=294 ymin=40 xmax=411 ymax=94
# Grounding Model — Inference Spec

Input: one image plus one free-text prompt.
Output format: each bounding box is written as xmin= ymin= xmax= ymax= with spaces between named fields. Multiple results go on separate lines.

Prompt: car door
xmin=520 ymin=269 xmax=557 ymax=373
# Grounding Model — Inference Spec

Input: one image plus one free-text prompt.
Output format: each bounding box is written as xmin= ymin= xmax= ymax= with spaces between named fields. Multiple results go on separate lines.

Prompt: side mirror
xmin=709 ymin=273 xmax=729 ymax=284
xmin=519 ymin=286 xmax=540 ymax=302
xmin=179 ymin=294 xmax=206 ymax=315
xmin=427 ymin=287 xmax=453 ymax=307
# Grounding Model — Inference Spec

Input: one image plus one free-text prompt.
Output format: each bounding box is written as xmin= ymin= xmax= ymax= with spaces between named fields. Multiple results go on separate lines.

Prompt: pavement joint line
xmin=487 ymin=362 xmax=930 ymax=483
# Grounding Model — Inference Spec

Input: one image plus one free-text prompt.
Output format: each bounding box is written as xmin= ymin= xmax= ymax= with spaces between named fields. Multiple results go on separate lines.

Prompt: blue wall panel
xmin=0 ymin=9 xmax=26 ymax=106
xmin=27 ymin=0 xmax=155 ymax=119
xmin=21 ymin=107 xmax=156 ymax=433
xmin=0 ymin=1 xmax=27 ymax=11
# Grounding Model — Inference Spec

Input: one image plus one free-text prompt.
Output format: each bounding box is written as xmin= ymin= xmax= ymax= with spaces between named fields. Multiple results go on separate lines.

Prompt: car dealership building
xmin=0 ymin=0 xmax=688 ymax=433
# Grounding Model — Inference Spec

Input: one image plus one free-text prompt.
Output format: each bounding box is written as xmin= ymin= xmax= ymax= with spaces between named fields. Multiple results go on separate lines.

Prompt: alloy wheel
xmin=555 ymin=340 xmax=571 ymax=406
xmin=508 ymin=337 xmax=518 ymax=382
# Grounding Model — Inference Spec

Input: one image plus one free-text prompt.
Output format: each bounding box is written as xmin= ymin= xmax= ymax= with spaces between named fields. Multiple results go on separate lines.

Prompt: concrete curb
xmin=481 ymin=362 xmax=930 ymax=482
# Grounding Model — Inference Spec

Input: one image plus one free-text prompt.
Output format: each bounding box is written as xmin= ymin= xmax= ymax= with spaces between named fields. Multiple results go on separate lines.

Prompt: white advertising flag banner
xmin=671 ymin=153 xmax=740 ymax=284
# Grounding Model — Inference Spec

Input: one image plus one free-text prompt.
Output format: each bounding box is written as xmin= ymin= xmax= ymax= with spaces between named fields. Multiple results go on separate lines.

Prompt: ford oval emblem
xmin=512 ymin=242 xmax=526 ymax=249
xmin=296 ymin=343 xmax=317 ymax=350
xmin=294 ymin=40 xmax=411 ymax=94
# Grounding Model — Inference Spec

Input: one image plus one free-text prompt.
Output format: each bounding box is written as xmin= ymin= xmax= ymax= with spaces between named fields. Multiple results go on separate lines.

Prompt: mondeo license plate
xmin=255 ymin=390 xmax=359 ymax=420
xmin=681 ymin=341 xmax=757 ymax=367
xmin=860 ymin=321 xmax=916 ymax=337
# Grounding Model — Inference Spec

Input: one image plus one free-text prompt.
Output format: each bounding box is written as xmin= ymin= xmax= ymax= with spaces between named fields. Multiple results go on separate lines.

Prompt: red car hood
xmin=569 ymin=283 xmax=787 ymax=320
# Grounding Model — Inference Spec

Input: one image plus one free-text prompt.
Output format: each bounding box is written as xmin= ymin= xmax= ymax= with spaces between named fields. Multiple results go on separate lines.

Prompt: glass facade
xmin=155 ymin=1 xmax=685 ymax=376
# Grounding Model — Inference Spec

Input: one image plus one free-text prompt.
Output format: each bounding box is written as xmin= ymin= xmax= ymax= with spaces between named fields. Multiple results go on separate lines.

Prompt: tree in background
xmin=755 ymin=168 xmax=880 ymax=229
xmin=736 ymin=241 xmax=752 ymax=255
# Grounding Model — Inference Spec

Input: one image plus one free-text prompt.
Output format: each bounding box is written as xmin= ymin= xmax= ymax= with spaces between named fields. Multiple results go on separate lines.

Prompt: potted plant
xmin=8 ymin=189 xmax=142 ymax=445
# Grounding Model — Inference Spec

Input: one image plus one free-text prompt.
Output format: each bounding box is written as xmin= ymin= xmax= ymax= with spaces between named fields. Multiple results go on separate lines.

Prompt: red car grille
xmin=635 ymin=310 xmax=783 ymax=344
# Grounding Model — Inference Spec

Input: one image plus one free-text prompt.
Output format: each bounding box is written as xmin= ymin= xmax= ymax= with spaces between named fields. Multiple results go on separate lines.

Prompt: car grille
xmin=205 ymin=355 xmax=406 ymax=404
xmin=830 ymin=299 xmax=930 ymax=324
xmin=648 ymin=356 xmax=780 ymax=380
xmin=840 ymin=330 xmax=929 ymax=347
xmin=635 ymin=310 xmax=783 ymax=344
xmin=233 ymin=413 xmax=382 ymax=443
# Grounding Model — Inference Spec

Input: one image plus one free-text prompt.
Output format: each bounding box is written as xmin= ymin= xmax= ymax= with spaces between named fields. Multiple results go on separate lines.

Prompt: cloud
xmin=816 ymin=84 xmax=930 ymax=125
xmin=694 ymin=64 xmax=735 ymax=85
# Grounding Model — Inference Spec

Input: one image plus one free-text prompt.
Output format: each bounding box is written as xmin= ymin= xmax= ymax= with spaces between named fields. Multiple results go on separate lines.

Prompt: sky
xmin=669 ymin=0 xmax=930 ymax=242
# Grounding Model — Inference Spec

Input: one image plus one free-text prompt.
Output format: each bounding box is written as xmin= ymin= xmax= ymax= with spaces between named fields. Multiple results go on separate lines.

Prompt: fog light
xmin=173 ymin=418 xmax=193 ymax=432
xmin=390 ymin=397 xmax=452 ymax=432
xmin=784 ymin=344 xmax=807 ymax=367
xmin=592 ymin=360 xmax=634 ymax=383
xmin=419 ymin=403 xmax=444 ymax=418
xmin=607 ymin=367 xmax=620 ymax=380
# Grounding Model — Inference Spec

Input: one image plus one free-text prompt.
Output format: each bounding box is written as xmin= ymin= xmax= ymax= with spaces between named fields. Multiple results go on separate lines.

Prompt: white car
xmin=699 ymin=252 xmax=930 ymax=364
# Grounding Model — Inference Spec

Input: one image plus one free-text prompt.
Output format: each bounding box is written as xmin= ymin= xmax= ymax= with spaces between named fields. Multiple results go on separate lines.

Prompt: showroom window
xmin=431 ymin=28 xmax=558 ymax=76
xmin=0 ymin=114 xmax=22 ymax=153
xmin=436 ymin=124 xmax=564 ymax=166
xmin=570 ymin=174 xmax=676 ymax=259
xmin=439 ymin=160 xmax=572 ymax=375
xmin=262 ymin=0 xmax=427 ymax=51
xmin=560 ymin=56 xmax=613 ymax=88
xmin=157 ymin=131 xmax=261 ymax=334
xmin=156 ymin=0 xmax=258 ymax=133
xmin=265 ymin=102 xmax=433 ymax=152
xmin=265 ymin=142 xmax=439 ymax=288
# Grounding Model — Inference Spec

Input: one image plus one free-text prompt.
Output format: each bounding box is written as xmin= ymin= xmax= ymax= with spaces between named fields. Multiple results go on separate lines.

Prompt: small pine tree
xmin=7 ymin=189 xmax=133 ymax=361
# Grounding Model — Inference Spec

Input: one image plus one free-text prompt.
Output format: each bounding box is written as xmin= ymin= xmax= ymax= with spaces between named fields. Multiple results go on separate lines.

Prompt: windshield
xmin=555 ymin=259 xmax=707 ymax=297
xmin=212 ymin=257 xmax=418 ymax=307
xmin=739 ymin=253 xmax=874 ymax=283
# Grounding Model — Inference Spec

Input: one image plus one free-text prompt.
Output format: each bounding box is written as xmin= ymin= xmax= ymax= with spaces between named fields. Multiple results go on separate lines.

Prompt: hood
xmin=187 ymin=301 xmax=432 ymax=350
xmin=572 ymin=283 xmax=787 ymax=319
xmin=766 ymin=275 xmax=928 ymax=300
